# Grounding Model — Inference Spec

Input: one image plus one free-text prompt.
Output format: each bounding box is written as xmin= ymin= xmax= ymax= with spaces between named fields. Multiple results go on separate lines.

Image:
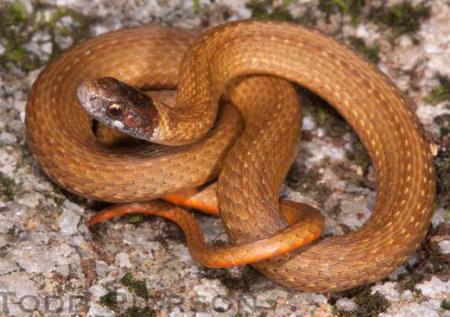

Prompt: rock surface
xmin=0 ymin=0 xmax=449 ymax=316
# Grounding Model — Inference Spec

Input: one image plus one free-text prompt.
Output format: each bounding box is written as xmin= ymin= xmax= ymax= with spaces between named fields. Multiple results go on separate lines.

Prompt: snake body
xmin=25 ymin=21 xmax=435 ymax=292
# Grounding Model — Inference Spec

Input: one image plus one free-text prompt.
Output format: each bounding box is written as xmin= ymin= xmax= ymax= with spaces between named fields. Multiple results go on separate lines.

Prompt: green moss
xmin=202 ymin=266 xmax=260 ymax=292
xmin=119 ymin=306 xmax=156 ymax=317
xmin=99 ymin=291 xmax=118 ymax=309
xmin=120 ymin=272 xmax=150 ymax=300
xmin=49 ymin=7 xmax=93 ymax=37
xmin=339 ymin=287 xmax=390 ymax=317
xmin=42 ymin=188 xmax=66 ymax=207
xmin=403 ymin=272 xmax=425 ymax=292
xmin=127 ymin=214 xmax=144 ymax=224
xmin=347 ymin=36 xmax=380 ymax=64
xmin=441 ymin=299 xmax=450 ymax=310
xmin=434 ymin=114 xmax=450 ymax=137
xmin=7 ymin=226 xmax=19 ymax=237
xmin=301 ymin=89 xmax=349 ymax=138
xmin=0 ymin=1 xmax=95 ymax=71
xmin=286 ymin=162 xmax=312 ymax=189
xmin=369 ymin=2 xmax=430 ymax=37
xmin=47 ymin=6 xmax=96 ymax=58
xmin=2 ymin=45 xmax=40 ymax=70
xmin=246 ymin=0 xmax=311 ymax=23
xmin=54 ymin=195 xmax=65 ymax=207
xmin=444 ymin=209 xmax=450 ymax=222
xmin=318 ymin=0 xmax=366 ymax=24
xmin=193 ymin=0 xmax=201 ymax=14
xmin=2 ymin=1 xmax=28 ymax=24
xmin=0 ymin=1 xmax=40 ymax=70
xmin=247 ymin=0 xmax=295 ymax=21
xmin=286 ymin=162 xmax=332 ymax=203
xmin=424 ymin=251 xmax=450 ymax=275
xmin=0 ymin=173 xmax=15 ymax=202
xmin=353 ymin=290 xmax=389 ymax=317
xmin=436 ymin=148 xmax=450 ymax=209
xmin=347 ymin=142 xmax=370 ymax=174
xmin=425 ymin=76 xmax=450 ymax=106
xmin=331 ymin=306 xmax=338 ymax=316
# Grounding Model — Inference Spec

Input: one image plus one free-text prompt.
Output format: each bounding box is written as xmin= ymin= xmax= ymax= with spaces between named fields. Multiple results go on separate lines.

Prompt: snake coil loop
xmin=26 ymin=21 xmax=435 ymax=292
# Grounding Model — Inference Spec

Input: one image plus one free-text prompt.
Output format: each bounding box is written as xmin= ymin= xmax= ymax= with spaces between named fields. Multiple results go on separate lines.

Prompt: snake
xmin=25 ymin=20 xmax=435 ymax=292
xmin=26 ymin=22 xmax=324 ymax=269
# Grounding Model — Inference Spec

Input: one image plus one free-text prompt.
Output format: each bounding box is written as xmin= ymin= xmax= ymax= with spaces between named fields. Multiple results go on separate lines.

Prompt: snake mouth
xmin=77 ymin=80 xmax=106 ymax=119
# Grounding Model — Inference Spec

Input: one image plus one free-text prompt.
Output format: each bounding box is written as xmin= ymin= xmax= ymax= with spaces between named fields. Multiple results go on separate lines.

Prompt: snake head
xmin=77 ymin=77 xmax=159 ymax=141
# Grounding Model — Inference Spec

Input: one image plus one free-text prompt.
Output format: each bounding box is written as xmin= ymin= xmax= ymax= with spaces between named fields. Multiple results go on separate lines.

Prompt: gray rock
xmin=432 ymin=208 xmax=447 ymax=227
xmin=88 ymin=284 xmax=108 ymax=298
xmin=338 ymin=198 xmax=372 ymax=229
xmin=380 ymin=301 xmax=441 ymax=317
xmin=115 ymin=252 xmax=132 ymax=268
xmin=417 ymin=277 xmax=450 ymax=298
xmin=389 ymin=266 xmax=408 ymax=280
xmin=0 ymin=257 xmax=19 ymax=275
xmin=336 ymin=298 xmax=356 ymax=312
xmin=294 ymin=292 xmax=328 ymax=305
xmin=0 ymin=132 xmax=17 ymax=145
xmin=11 ymin=242 xmax=76 ymax=275
xmin=1 ymin=0 xmax=449 ymax=315
xmin=192 ymin=278 xmax=228 ymax=304
xmin=17 ymin=192 xmax=42 ymax=208
xmin=400 ymin=290 xmax=413 ymax=301
xmin=438 ymin=240 xmax=450 ymax=255
xmin=87 ymin=304 xmax=115 ymax=317
xmin=0 ymin=148 xmax=17 ymax=177
xmin=0 ymin=272 xmax=39 ymax=299
xmin=372 ymin=282 xmax=400 ymax=302
xmin=58 ymin=207 xmax=81 ymax=236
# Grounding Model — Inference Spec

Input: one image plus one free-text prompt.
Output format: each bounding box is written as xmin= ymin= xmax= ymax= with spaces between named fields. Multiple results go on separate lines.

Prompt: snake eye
xmin=107 ymin=103 xmax=123 ymax=118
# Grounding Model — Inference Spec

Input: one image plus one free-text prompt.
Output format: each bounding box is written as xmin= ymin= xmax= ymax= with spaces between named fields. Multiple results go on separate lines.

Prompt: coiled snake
xmin=25 ymin=21 xmax=435 ymax=292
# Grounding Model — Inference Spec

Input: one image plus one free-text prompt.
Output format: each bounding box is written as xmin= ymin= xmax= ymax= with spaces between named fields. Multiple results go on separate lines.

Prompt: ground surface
xmin=0 ymin=0 xmax=449 ymax=316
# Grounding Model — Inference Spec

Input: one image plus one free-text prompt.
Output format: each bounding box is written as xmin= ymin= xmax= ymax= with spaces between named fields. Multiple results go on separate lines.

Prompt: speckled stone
xmin=0 ymin=0 xmax=448 ymax=316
